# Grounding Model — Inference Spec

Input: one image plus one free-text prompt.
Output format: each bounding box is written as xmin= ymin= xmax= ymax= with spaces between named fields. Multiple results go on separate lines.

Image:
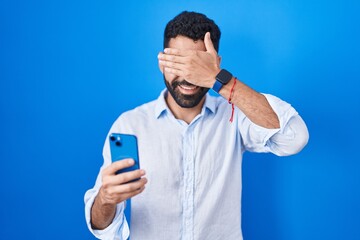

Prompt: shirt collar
xmin=154 ymin=89 xmax=169 ymax=118
xmin=154 ymin=89 xmax=217 ymax=119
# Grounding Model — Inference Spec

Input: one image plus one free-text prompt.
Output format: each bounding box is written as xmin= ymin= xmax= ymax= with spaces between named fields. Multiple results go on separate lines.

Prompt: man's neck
xmin=165 ymin=94 xmax=205 ymax=124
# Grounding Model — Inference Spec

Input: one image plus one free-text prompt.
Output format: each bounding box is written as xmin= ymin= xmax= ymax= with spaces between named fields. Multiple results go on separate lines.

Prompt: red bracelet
xmin=228 ymin=78 xmax=237 ymax=123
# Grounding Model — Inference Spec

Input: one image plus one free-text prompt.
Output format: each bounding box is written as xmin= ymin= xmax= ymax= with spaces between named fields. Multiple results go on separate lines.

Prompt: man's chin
xmin=172 ymin=89 xmax=208 ymax=108
xmin=174 ymin=99 xmax=201 ymax=108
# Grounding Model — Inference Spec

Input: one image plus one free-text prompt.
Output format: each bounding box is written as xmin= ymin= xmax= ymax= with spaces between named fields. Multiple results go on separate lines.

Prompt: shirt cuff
xmin=84 ymin=189 xmax=129 ymax=239
xmin=263 ymin=94 xmax=298 ymax=130
xmin=245 ymin=94 xmax=298 ymax=146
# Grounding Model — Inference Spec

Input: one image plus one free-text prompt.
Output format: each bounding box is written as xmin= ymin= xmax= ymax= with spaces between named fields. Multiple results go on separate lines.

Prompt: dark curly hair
xmin=164 ymin=11 xmax=221 ymax=52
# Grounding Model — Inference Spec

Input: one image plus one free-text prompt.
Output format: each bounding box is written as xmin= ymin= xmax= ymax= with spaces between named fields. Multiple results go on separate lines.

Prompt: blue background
xmin=1 ymin=0 xmax=359 ymax=239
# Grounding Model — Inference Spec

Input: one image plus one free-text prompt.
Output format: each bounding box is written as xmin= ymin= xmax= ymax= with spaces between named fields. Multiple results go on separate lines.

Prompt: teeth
xmin=180 ymin=85 xmax=197 ymax=90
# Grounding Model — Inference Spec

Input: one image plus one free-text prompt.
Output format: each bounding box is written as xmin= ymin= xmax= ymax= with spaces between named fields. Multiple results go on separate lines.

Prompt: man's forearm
xmin=90 ymin=193 xmax=117 ymax=230
xmin=219 ymin=77 xmax=280 ymax=129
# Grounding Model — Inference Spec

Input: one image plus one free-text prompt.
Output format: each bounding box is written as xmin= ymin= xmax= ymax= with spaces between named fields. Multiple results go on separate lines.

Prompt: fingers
xmin=99 ymin=179 xmax=147 ymax=205
xmin=102 ymin=159 xmax=135 ymax=176
xmin=103 ymin=168 xmax=146 ymax=186
xmin=164 ymin=67 xmax=184 ymax=77
xmin=159 ymin=59 xmax=184 ymax=71
xmin=116 ymin=186 xmax=146 ymax=201
xmin=204 ymin=32 xmax=216 ymax=54
xmin=163 ymin=48 xmax=193 ymax=56
xmin=158 ymin=52 xmax=187 ymax=64
xmin=158 ymin=51 xmax=187 ymax=77
xmin=114 ymin=169 xmax=146 ymax=185
xmin=112 ymin=177 xmax=148 ymax=194
xmin=99 ymin=167 xmax=148 ymax=205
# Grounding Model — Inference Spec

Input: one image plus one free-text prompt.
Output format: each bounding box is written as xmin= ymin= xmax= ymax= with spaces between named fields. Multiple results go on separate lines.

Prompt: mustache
xmin=162 ymin=74 xmax=200 ymax=89
xmin=171 ymin=80 xmax=196 ymax=88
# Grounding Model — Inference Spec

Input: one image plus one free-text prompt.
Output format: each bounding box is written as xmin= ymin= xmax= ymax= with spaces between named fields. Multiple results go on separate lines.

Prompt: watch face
xmin=216 ymin=69 xmax=233 ymax=84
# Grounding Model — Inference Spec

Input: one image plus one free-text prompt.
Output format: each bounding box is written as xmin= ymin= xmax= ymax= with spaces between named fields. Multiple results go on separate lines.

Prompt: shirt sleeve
xmin=84 ymin=131 xmax=130 ymax=240
xmin=84 ymin=188 xmax=129 ymax=240
xmin=238 ymin=94 xmax=309 ymax=156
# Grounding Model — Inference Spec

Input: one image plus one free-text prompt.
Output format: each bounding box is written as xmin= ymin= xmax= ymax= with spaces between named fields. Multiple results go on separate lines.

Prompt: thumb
xmin=204 ymin=32 xmax=216 ymax=54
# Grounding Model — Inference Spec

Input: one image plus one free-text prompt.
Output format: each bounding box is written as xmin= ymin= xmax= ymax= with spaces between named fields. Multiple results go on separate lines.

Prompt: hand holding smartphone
xmin=109 ymin=133 xmax=140 ymax=175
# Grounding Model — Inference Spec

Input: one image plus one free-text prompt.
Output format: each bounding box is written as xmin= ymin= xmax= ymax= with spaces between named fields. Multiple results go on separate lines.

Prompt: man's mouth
xmin=179 ymin=84 xmax=197 ymax=90
xmin=178 ymin=84 xmax=199 ymax=94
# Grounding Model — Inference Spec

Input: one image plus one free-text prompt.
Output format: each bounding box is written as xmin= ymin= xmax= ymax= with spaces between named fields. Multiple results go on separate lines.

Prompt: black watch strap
xmin=212 ymin=69 xmax=233 ymax=93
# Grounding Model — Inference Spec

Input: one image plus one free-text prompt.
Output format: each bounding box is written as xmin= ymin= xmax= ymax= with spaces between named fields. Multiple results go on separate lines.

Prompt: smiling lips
xmin=178 ymin=84 xmax=199 ymax=94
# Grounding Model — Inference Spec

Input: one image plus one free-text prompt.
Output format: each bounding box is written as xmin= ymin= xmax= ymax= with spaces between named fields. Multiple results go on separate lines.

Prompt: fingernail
xmin=140 ymin=169 xmax=146 ymax=175
xmin=128 ymin=159 xmax=134 ymax=164
xmin=164 ymin=48 xmax=169 ymax=53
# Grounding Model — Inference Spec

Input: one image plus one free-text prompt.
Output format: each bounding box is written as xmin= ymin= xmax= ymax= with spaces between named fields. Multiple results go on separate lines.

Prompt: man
xmin=84 ymin=11 xmax=309 ymax=240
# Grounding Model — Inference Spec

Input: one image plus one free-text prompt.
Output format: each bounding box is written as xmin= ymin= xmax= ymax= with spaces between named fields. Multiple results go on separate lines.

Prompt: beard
xmin=164 ymin=75 xmax=209 ymax=108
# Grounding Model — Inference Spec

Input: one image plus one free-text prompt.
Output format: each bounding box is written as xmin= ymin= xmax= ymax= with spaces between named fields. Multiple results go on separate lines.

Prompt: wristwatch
xmin=212 ymin=69 xmax=233 ymax=93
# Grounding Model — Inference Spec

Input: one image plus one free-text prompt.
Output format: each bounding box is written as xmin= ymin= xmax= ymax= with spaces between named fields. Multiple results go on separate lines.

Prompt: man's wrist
xmin=212 ymin=69 xmax=233 ymax=93
xmin=91 ymin=193 xmax=117 ymax=230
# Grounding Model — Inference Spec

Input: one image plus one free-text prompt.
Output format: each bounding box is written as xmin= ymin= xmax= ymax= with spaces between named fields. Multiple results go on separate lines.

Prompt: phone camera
xmin=110 ymin=134 xmax=122 ymax=146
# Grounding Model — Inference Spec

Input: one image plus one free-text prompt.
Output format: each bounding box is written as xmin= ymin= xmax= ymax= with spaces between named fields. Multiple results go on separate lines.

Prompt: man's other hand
xmin=158 ymin=32 xmax=220 ymax=88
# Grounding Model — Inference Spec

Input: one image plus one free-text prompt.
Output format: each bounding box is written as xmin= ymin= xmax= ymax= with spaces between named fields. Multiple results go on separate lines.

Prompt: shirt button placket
xmin=182 ymin=127 xmax=195 ymax=240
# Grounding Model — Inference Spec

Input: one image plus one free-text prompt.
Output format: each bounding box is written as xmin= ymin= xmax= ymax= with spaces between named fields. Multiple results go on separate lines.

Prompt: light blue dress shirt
xmin=84 ymin=90 xmax=309 ymax=240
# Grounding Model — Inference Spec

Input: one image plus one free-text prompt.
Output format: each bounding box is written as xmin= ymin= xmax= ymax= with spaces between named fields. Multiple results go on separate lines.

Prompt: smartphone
xmin=109 ymin=133 xmax=140 ymax=175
